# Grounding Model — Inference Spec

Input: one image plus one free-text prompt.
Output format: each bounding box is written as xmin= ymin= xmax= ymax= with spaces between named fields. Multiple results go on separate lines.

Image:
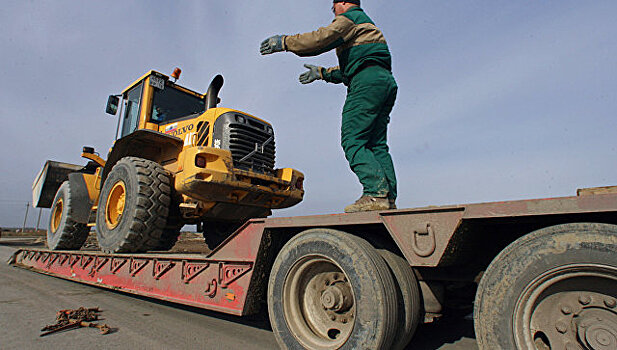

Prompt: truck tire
xmin=47 ymin=181 xmax=90 ymax=250
xmin=378 ymin=249 xmax=422 ymax=350
xmin=474 ymin=223 xmax=617 ymax=350
xmin=96 ymin=157 xmax=171 ymax=253
xmin=268 ymin=228 xmax=398 ymax=349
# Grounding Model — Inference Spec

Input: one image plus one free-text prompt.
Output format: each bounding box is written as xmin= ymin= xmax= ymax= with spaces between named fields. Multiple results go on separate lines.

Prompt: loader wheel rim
xmin=51 ymin=198 xmax=63 ymax=233
xmin=105 ymin=181 xmax=126 ymax=230
xmin=283 ymin=255 xmax=355 ymax=349
xmin=513 ymin=264 xmax=617 ymax=350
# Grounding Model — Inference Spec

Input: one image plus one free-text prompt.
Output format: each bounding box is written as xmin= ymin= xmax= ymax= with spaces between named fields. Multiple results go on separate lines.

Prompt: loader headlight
xmin=235 ymin=115 xmax=246 ymax=124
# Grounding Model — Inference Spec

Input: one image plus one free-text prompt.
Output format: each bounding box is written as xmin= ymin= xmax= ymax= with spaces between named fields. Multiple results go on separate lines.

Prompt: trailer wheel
xmin=378 ymin=249 xmax=422 ymax=350
xmin=268 ymin=229 xmax=398 ymax=349
xmin=96 ymin=157 xmax=171 ymax=253
xmin=47 ymin=181 xmax=90 ymax=250
xmin=474 ymin=223 xmax=617 ymax=350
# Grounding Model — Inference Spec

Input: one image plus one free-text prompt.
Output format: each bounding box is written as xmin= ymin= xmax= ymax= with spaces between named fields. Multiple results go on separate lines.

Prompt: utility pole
xmin=22 ymin=202 xmax=30 ymax=233
xmin=35 ymin=208 xmax=43 ymax=232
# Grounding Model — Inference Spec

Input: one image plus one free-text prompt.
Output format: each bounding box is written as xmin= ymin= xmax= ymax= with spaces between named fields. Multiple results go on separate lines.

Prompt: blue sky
xmin=1 ymin=1 xmax=616 ymax=228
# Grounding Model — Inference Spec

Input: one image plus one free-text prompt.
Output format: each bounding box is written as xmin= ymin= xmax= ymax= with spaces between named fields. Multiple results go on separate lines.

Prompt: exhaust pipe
xmin=206 ymin=75 xmax=224 ymax=109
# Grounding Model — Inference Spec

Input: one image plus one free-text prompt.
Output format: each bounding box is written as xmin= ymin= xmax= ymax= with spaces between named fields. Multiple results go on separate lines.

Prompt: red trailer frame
xmin=10 ymin=191 xmax=617 ymax=318
xmin=10 ymin=191 xmax=617 ymax=348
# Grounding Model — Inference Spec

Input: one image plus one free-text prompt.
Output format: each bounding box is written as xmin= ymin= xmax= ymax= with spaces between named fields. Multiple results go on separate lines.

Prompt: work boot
xmin=389 ymin=198 xmax=397 ymax=210
xmin=344 ymin=196 xmax=390 ymax=213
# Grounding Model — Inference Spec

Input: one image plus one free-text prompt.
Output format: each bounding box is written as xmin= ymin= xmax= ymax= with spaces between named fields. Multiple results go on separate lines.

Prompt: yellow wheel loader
xmin=32 ymin=69 xmax=304 ymax=253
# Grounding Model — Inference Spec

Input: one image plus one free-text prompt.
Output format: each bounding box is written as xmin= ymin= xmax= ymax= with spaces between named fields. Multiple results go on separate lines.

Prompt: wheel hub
xmin=321 ymin=286 xmax=342 ymax=310
xmin=105 ymin=181 xmax=126 ymax=229
xmin=283 ymin=256 xmax=356 ymax=349
xmin=577 ymin=309 xmax=617 ymax=350
xmin=321 ymin=282 xmax=353 ymax=312
xmin=514 ymin=265 xmax=617 ymax=350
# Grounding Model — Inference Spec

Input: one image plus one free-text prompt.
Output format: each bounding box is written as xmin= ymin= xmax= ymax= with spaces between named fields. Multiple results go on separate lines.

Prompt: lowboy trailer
xmin=9 ymin=187 xmax=617 ymax=349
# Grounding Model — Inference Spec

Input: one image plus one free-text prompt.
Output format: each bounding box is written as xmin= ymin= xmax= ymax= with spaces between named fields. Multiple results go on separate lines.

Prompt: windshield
xmin=151 ymin=85 xmax=206 ymax=124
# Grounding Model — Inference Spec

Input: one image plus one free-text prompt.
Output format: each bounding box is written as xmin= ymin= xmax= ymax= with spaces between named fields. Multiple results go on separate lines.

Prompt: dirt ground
xmin=0 ymin=228 xmax=46 ymax=237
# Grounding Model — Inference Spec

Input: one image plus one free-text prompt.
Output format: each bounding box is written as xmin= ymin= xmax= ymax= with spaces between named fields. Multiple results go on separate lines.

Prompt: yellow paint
xmin=225 ymin=292 xmax=235 ymax=301
xmin=82 ymin=171 xmax=101 ymax=204
xmin=144 ymin=122 xmax=159 ymax=132
xmin=81 ymin=152 xmax=106 ymax=167
xmin=122 ymin=70 xmax=157 ymax=95
xmin=105 ymin=181 xmax=126 ymax=229
xmin=51 ymin=198 xmax=63 ymax=232
xmin=138 ymin=76 xmax=155 ymax=130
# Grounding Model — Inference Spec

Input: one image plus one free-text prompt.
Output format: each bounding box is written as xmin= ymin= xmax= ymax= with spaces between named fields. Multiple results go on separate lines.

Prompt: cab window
xmin=151 ymin=85 xmax=205 ymax=124
xmin=120 ymin=82 xmax=143 ymax=138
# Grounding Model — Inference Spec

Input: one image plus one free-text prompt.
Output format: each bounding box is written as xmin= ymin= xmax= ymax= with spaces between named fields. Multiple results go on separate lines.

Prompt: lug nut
xmin=578 ymin=294 xmax=591 ymax=305
xmin=341 ymin=318 xmax=347 ymax=324
xmin=330 ymin=315 xmax=336 ymax=321
xmin=561 ymin=305 xmax=572 ymax=315
xmin=605 ymin=298 xmax=616 ymax=308
xmin=555 ymin=321 xmax=568 ymax=334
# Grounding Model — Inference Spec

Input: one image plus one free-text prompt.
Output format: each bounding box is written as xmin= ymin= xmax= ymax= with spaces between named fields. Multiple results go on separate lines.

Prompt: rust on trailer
xmin=11 ymin=220 xmax=267 ymax=316
xmin=262 ymin=192 xmax=617 ymax=267
xmin=463 ymin=193 xmax=617 ymax=219
xmin=381 ymin=207 xmax=464 ymax=266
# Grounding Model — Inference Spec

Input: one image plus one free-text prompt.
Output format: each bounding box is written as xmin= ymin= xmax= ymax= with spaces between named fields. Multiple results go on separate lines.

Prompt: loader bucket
xmin=32 ymin=160 xmax=83 ymax=208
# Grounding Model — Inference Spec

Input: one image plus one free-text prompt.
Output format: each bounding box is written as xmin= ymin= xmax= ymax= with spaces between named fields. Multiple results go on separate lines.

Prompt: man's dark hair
xmin=333 ymin=0 xmax=360 ymax=5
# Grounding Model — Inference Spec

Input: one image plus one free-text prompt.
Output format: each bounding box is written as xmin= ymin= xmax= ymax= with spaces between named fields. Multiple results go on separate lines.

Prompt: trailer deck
xmin=10 ymin=190 xmax=617 ymax=319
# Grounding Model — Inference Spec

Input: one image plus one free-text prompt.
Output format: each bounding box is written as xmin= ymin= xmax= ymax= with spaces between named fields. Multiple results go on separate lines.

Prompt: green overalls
xmin=284 ymin=6 xmax=398 ymax=200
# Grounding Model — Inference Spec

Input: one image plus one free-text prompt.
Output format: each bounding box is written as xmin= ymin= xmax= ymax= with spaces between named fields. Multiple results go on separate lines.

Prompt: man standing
xmin=260 ymin=0 xmax=398 ymax=213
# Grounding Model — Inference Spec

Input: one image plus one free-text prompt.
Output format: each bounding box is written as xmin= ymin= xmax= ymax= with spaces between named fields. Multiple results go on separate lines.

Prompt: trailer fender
xmin=102 ymin=129 xmax=183 ymax=184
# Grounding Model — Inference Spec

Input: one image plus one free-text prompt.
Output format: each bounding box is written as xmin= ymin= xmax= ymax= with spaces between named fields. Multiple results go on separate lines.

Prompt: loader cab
xmin=107 ymin=71 xmax=207 ymax=139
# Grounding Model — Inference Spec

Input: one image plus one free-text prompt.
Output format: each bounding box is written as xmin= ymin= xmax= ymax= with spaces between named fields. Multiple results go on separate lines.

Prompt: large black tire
xmin=474 ymin=223 xmax=617 ymax=350
xmin=268 ymin=229 xmax=398 ymax=349
xmin=47 ymin=181 xmax=90 ymax=250
xmin=378 ymin=249 xmax=422 ymax=350
xmin=95 ymin=157 xmax=171 ymax=253
xmin=152 ymin=200 xmax=183 ymax=251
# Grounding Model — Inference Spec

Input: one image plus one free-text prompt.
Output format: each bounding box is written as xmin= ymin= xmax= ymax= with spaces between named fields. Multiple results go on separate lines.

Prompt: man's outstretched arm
xmin=261 ymin=16 xmax=354 ymax=57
